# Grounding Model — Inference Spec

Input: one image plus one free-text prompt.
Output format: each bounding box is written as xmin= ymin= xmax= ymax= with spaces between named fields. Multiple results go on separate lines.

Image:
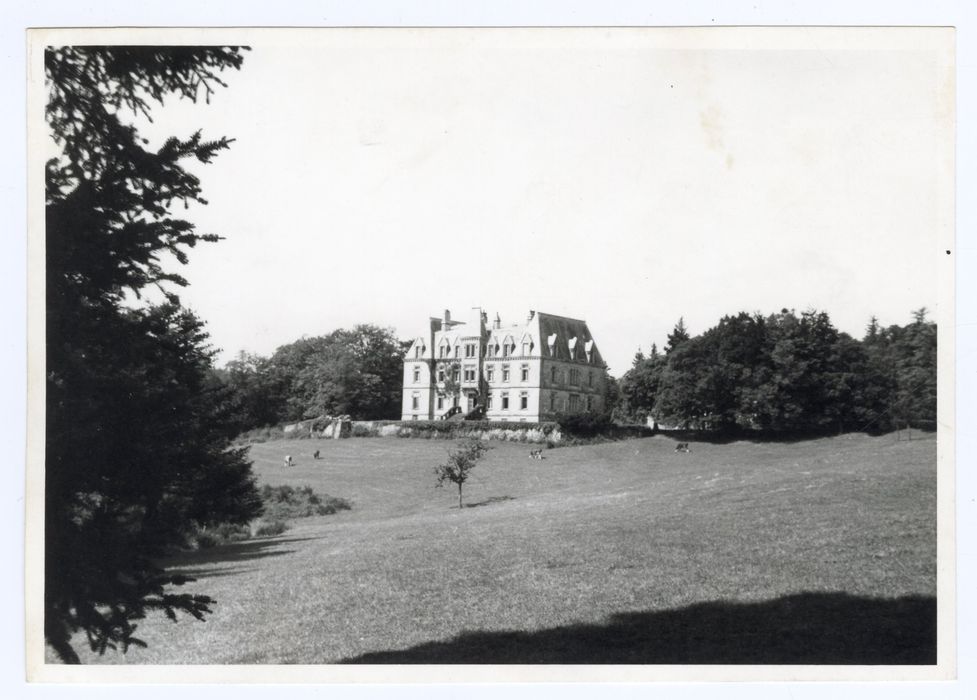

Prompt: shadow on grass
xmin=464 ymin=496 xmax=516 ymax=509
xmin=163 ymin=536 xmax=316 ymax=572
xmin=342 ymin=592 xmax=935 ymax=665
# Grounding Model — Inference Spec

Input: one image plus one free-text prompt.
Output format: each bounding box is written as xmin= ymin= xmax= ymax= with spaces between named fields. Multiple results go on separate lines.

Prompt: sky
xmin=124 ymin=28 xmax=953 ymax=376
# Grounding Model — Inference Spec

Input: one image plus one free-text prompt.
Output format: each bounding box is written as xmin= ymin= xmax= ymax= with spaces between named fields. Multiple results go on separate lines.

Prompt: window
xmin=465 ymin=343 xmax=476 ymax=358
xmin=437 ymin=396 xmax=444 ymax=410
xmin=549 ymin=393 xmax=557 ymax=411
xmin=502 ymin=365 xmax=510 ymax=382
xmin=522 ymin=342 xmax=530 ymax=356
xmin=487 ymin=393 xmax=494 ymax=409
xmin=438 ymin=368 xmax=445 ymax=383
xmin=412 ymin=366 xmax=420 ymax=383
xmin=452 ymin=367 xmax=460 ymax=382
xmin=415 ymin=345 xmax=422 ymax=358
xmin=586 ymin=395 xmax=594 ymax=411
xmin=412 ymin=414 xmax=419 ymax=421
xmin=411 ymin=394 xmax=420 ymax=410
xmin=502 ymin=343 xmax=513 ymax=357
xmin=501 ymin=392 xmax=509 ymax=410
xmin=521 ymin=365 xmax=529 ymax=382
xmin=569 ymin=369 xmax=580 ymax=385
xmin=551 ymin=366 xmax=558 ymax=384
xmin=588 ymin=370 xmax=594 ymax=387
xmin=454 ymin=345 xmax=460 ymax=359
xmin=439 ymin=345 xmax=448 ymax=358
xmin=487 ymin=366 xmax=495 ymax=382
xmin=463 ymin=366 xmax=476 ymax=382
xmin=569 ymin=394 xmax=580 ymax=411
xmin=520 ymin=392 xmax=528 ymax=410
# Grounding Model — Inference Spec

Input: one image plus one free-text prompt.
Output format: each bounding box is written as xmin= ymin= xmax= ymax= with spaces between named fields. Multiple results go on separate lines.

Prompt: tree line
xmin=616 ymin=309 xmax=937 ymax=435
xmin=210 ymin=325 xmax=406 ymax=432
xmin=213 ymin=309 xmax=937 ymax=440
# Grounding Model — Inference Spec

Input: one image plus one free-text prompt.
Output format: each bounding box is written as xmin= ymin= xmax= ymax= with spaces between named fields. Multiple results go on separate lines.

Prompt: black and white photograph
xmin=24 ymin=23 xmax=958 ymax=684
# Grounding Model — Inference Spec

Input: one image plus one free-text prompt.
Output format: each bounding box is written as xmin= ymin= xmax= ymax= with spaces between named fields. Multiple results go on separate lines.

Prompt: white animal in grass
xmin=284 ymin=455 xmax=294 ymax=468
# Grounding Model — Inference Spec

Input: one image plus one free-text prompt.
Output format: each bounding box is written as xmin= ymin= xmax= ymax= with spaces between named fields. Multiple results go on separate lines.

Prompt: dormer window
xmin=547 ymin=333 xmax=557 ymax=356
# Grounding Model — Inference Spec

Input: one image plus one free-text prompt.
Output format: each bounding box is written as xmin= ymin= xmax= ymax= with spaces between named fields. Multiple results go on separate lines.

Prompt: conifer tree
xmin=44 ymin=46 xmax=261 ymax=663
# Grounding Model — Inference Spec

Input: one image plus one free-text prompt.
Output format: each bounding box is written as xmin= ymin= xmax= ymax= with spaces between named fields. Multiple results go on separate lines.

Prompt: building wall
xmin=401 ymin=360 xmax=434 ymax=420
xmin=483 ymin=354 xmax=543 ymax=421
xmin=538 ymin=358 xmax=605 ymax=420
xmin=402 ymin=310 xmax=607 ymax=423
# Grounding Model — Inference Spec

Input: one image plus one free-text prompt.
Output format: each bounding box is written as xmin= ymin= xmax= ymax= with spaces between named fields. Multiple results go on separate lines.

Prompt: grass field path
xmin=75 ymin=433 xmax=936 ymax=664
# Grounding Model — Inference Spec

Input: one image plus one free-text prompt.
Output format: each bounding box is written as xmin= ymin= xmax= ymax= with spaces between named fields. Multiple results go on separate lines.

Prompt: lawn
xmin=70 ymin=433 xmax=937 ymax=664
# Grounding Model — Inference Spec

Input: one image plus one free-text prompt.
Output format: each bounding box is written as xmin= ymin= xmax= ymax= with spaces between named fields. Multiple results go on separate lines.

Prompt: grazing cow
xmin=313 ymin=450 xmax=321 ymax=460
xmin=529 ymin=449 xmax=545 ymax=460
xmin=674 ymin=442 xmax=691 ymax=453
xmin=284 ymin=455 xmax=294 ymax=468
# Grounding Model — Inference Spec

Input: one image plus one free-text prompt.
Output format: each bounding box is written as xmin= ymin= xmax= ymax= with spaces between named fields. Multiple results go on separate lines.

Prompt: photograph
xmin=26 ymin=26 xmax=954 ymax=681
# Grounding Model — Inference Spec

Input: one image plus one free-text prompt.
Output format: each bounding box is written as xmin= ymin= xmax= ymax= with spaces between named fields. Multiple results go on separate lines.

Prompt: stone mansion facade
xmin=401 ymin=308 xmax=607 ymax=422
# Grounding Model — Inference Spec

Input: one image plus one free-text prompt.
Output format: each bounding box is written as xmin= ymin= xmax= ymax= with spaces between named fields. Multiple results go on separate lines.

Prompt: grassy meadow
xmin=72 ymin=433 xmax=937 ymax=664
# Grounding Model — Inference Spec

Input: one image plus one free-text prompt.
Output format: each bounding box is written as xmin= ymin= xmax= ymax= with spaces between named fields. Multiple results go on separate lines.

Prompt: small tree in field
xmin=435 ymin=438 xmax=490 ymax=508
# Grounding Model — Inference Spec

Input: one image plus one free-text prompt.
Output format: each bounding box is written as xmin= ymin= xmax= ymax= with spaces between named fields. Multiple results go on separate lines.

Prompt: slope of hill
xmin=73 ymin=433 xmax=937 ymax=664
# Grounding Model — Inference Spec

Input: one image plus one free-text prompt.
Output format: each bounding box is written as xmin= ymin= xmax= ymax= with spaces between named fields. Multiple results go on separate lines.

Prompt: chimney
xmin=493 ymin=313 xmax=501 ymax=330
xmin=443 ymin=309 xmax=451 ymax=327
xmin=527 ymin=309 xmax=535 ymax=323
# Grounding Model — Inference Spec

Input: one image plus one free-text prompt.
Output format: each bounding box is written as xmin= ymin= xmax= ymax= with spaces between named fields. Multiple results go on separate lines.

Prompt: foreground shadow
xmin=343 ymin=592 xmax=935 ymax=665
xmin=162 ymin=536 xmax=316 ymax=573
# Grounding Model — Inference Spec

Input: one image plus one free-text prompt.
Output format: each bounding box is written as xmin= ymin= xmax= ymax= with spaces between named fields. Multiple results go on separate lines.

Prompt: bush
xmin=351 ymin=422 xmax=378 ymax=437
xmin=259 ymin=484 xmax=352 ymax=520
xmin=555 ymin=412 xmax=613 ymax=437
xmin=254 ymin=520 xmax=289 ymax=537
xmin=383 ymin=420 xmax=560 ymax=441
xmin=185 ymin=484 xmax=350 ymax=549
xmin=191 ymin=522 xmax=250 ymax=549
xmin=194 ymin=531 xmax=220 ymax=549
xmin=233 ymin=424 xmax=285 ymax=446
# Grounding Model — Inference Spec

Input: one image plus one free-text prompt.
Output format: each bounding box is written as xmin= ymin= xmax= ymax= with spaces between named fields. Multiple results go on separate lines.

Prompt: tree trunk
xmin=458 ymin=483 xmax=463 ymax=509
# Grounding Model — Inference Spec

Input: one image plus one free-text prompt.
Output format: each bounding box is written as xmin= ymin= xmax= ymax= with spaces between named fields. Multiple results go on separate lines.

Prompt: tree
xmin=871 ymin=310 xmax=937 ymax=432
xmin=665 ymin=317 xmax=690 ymax=354
xmin=434 ymin=438 xmax=490 ymax=508
xmin=436 ymin=360 xmax=462 ymax=413
xmin=45 ymin=46 xmax=261 ymax=663
xmin=269 ymin=325 xmax=405 ymax=421
xmin=211 ymin=351 xmax=289 ymax=432
xmin=618 ymin=351 xmax=664 ymax=424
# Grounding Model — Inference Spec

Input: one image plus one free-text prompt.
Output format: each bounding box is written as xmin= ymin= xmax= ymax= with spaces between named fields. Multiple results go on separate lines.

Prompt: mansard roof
xmin=407 ymin=308 xmax=605 ymax=367
xmin=534 ymin=312 xmax=605 ymax=366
